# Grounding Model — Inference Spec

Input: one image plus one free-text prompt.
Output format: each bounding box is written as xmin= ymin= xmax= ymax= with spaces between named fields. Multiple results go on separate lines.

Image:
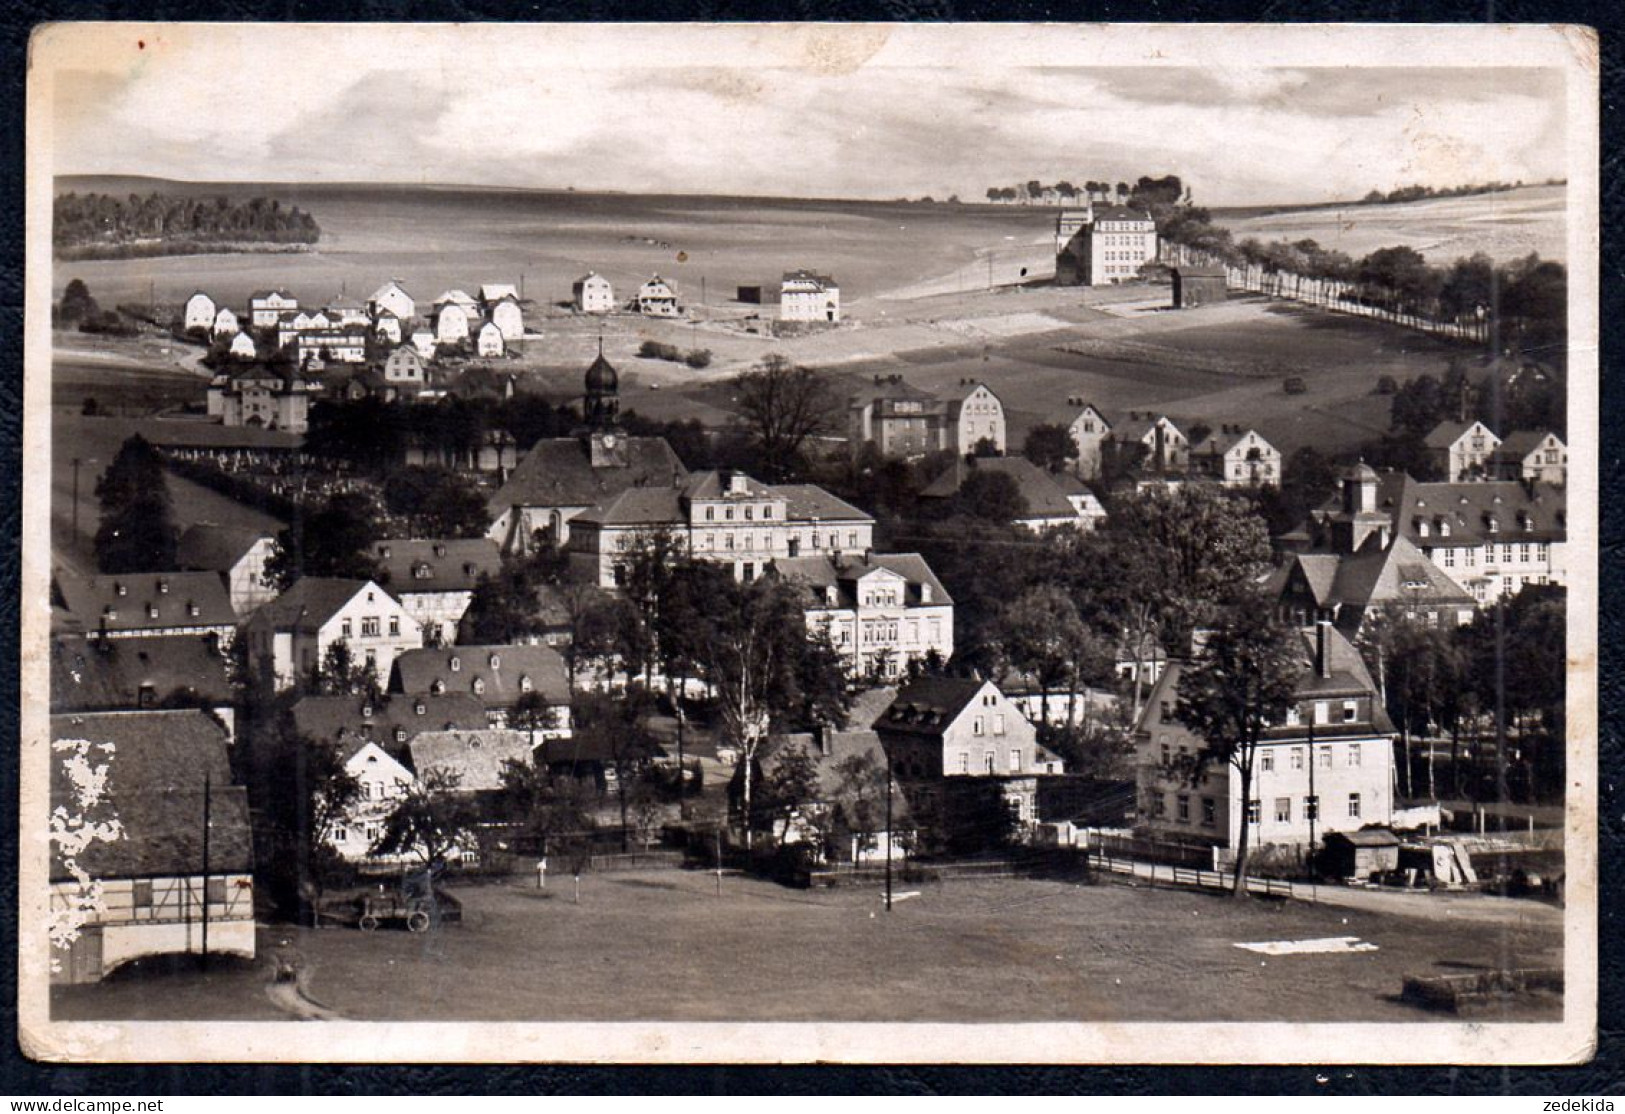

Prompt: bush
xmin=1376 ymin=375 xmax=1399 ymax=395
xmin=80 ymin=310 xmax=140 ymax=337
xmin=684 ymin=348 xmax=712 ymax=369
xmin=638 ymin=340 xmax=683 ymax=362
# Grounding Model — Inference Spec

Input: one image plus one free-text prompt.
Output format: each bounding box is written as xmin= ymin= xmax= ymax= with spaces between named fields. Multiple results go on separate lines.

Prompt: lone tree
xmin=371 ymin=768 xmax=479 ymax=867
xmin=732 ymin=354 xmax=839 ymax=481
xmin=1176 ymin=598 xmax=1302 ymax=896
xmin=266 ymin=491 xmax=383 ymax=590
xmin=1022 ymin=423 xmax=1078 ymax=473
xmin=94 ymin=434 xmax=179 ymax=573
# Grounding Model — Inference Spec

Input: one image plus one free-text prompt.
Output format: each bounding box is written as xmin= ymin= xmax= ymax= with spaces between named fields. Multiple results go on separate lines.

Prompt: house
xmin=382 ymin=344 xmax=427 ymax=386
xmin=1062 ymin=398 xmax=1112 ymax=479
xmin=1134 ymin=620 xmax=1396 ymax=852
xmin=475 ymin=320 xmax=505 ymax=358
xmin=410 ymin=330 xmax=438 ymax=359
xmin=241 ymin=578 xmax=423 ymax=691
xmin=943 ymin=380 xmax=1006 ymax=455
xmin=1055 ymin=205 xmax=1158 ymax=286
xmin=248 ymin=289 xmax=299 ymax=329
xmin=1172 ymin=265 xmax=1227 ymax=308
xmin=568 ymin=470 xmax=875 ymax=589
xmin=485 ymin=354 xmax=688 ymax=552
xmin=369 ymin=538 xmax=502 ymax=646
xmin=479 ymin=282 xmax=519 ymax=306
xmin=1425 ymin=420 xmax=1501 ymax=481
xmin=322 ymin=367 xmax=397 ymax=404
xmin=920 ymin=456 xmax=1104 ymax=532
xmin=372 ymin=311 xmax=404 ymax=346
xmin=54 ymin=571 xmax=237 ymax=645
xmin=1319 ymin=828 xmax=1401 ymax=881
xmin=771 ymin=552 xmax=954 ymax=681
xmin=208 ymin=367 xmax=318 ymax=433
xmin=488 ymin=297 xmax=524 ymax=341
xmin=48 ymin=711 xmax=254 ymax=983
xmin=368 ymin=280 xmax=415 ymax=323
xmin=294 ymin=327 xmax=369 ymax=367
xmin=183 ymin=291 xmax=216 ymax=332
xmin=409 ymin=729 xmax=535 ymax=795
xmin=324 ymin=296 xmax=369 ymax=327
xmin=1294 ymin=465 xmax=1568 ymax=604
xmin=176 ymin=523 xmax=279 ymax=617
xmin=1493 ymin=431 xmax=1568 ymax=486
xmin=50 ymin=634 xmax=236 ymax=741
xmin=210 ymin=306 xmax=240 ymax=339
xmin=391 ymin=644 xmax=572 ymax=733
xmin=750 ymin=730 xmax=910 ymax=863
xmin=1265 ymin=533 xmax=1476 ymax=638
xmin=780 ymin=270 xmax=841 ymax=323
xmin=873 ymin=676 xmax=1064 ymax=827
xmin=433 ymin=301 xmax=471 ymax=344
xmin=1001 ymin=670 xmax=1119 ymax=729
xmin=573 ymin=272 xmax=614 ymax=314
xmin=277 ymin=311 xmax=332 ymax=350
xmin=1191 ymin=426 xmax=1281 ymax=488
xmin=846 ymin=376 xmax=951 ymax=458
xmin=291 ymin=692 xmax=491 ymax=753
xmin=637 ymin=275 xmax=680 ymax=317
xmin=327 ymin=739 xmax=418 ymax=863
xmin=227 ymin=333 xmax=257 ymax=360
xmin=434 ymin=289 xmax=480 ymax=314
xmin=1107 ymin=412 xmax=1190 ymax=477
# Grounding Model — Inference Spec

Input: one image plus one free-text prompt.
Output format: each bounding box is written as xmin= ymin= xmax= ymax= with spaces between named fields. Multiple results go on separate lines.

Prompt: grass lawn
xmin=54 ymin=870 xmax=1562 ymax=1024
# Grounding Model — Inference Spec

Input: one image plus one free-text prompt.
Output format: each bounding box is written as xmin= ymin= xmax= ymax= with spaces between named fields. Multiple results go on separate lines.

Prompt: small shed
xmin=1172 ymin=265 xmax=1228 ymax=309
xmin=1321 ymin=828 xmax=1401 ymax=880
xmin=736 ymin=284 xmax=766 ymax=305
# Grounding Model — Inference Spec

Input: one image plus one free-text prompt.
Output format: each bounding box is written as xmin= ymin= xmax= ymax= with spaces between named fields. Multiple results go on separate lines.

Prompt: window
xmin=1348 ymin=743 xmax=1362 ymax=767
xmin=1291 ymin=748 xmax=1305 ymax=770
xmin=1318 ymin=746 xmax=1333 ymax=769
xmin=984 ymin=752 xmax=995 ymax=774
xmin=205 ymin=878 xmax=227 ymax=905
xmin=1314 ymin=701 xmax=1329 ymax=725
xmin=1008 ymin=749 xmax=1022 ymax=773
xmin=1274 ymin=797 xmax=1291 ymax=824
xmin=993 ymin=714 xmax=1006 ymax=736
xmin=388 ymin=616 xmax=400 ymax=637
xmin=742 ymin=562 xmax=756 ymax=582
xmin=762 ymin=506 xmax=773 ymax=520
xmin=1261 ymin=751 xmax=1275 ymax=772
xmin=1245 ymin=799 xmax=1261 ymax=824
xmin=1177 ymin=795 xmax=1191 ymax=822
xmin=725 ymin=508 xmax=734 ymax=521
xmin=848 ymin=532 xmax=858 ymax=548
xmin=472 ymin=677 xmax=486 ymax=696
xmin=519 ymin=675 xmax=533 ymax=693
xmin=1444 ymin=548 xmax=1455 ymax=567
xmin=332 ymin=826 xmax=348 ymax=844
xmin=705 ymin=506 xmax=714 ymax=522
xmin=1153 ymin=794 xmax=1167 ymax=818
xmin=131 ymin=880 xmax=153 ymax=908
xmin=1348 ymin=792 xmax=1362 ymax=819
xmin=1201 ymin=798 xmax=1216 ymax=826
xmin=1343 ymin=700 xmax=1358 ymax=723
xmin=1284 ymin=705 xmax=1301 ymax=726
xmin=361 ymin=617 xmax=380 ymax=637
xmin=972 ymin=716 xmax=985 ymax=736
xmin=1160 ymin=743 xmax=1171 ymax=766
xmin=1305 ymin=795 xmax=1319 ymax=820
xmin=958 ymin=753 xmax=970 ymax=774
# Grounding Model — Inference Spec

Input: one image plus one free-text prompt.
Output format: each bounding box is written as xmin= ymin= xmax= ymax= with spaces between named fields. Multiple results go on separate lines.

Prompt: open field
xmin=1216 ymin=185 xmax=1566 ymax=266
xmin=52 ymin=870 xmax=1561 ymax=1024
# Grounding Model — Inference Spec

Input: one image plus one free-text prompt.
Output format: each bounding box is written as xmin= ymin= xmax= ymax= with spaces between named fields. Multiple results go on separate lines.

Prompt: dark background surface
xmin=1 ymin=0 xmax=1618 ymax=1096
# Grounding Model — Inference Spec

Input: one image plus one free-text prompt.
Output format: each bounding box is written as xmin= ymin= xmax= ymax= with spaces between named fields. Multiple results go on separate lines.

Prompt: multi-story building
xmin=1425 ymin=420 xmax=1501 ymax=482
xmin=1191 ymin=426 xmax=1282 ymax=488
xmin=54 ymin=572 xmax=238 ymax=645
xmin=433 ymin=300 xmax=472 ymax=344
xmin=944 ymin=380 xmax=1006 ymax=455
xmin=210 ymin=306 xmax=240 ymax=339
xmin=294 ymin=327 xmax=370 ymax=367
xmin=248 ymin=289 xmax=298 ymax=329
xmin=637 ymin=275 xmax=680 ymax=317
xmin=324 ymin=296 xmax=369 ymax=327
xmin=176 ymin=524 xmax=280 ymax=618
xmin=488 ymin=297 xmax=525 ymax=341
xmin=475 ymin=321 xmax=505 ymax=358
xmin=392 ymin=644 xmax=572 ymax=733
xmin=1063 ymin=399 xmax=1112 ymax=479
xmin=207 ymin=368 xmax=318 ymax=433
xmin=1134 ymin=621 xmax=1396 ymax=852
xmin=569 ymin=470 xmax=875 ymax=588
xmin=919 ymin=455 xmax=1106 ymax=532
xmin=772 ymin=552 xmax=953 ymax=680
xmin=241 ymin=577 xmax=423 ymax=691
xmin=369 ymin=538 xmax=502 ymax=646
xmin=1494 ymin=431 xmax=1568 ymax=486
xmin=382 ymin=344 xmax=427 ymax=386
xmin=1055 ymin=205 xmax=1158 ymax=286
xmin=780 ymin=270 xmax=841 ymax=323
xmin=367 ymin=280 xmax=416 ymax=323
xmin=183 ymin=291 xmax=215 ymax=332
xmin=844 ymin=376 xmax=1006 ymax=459
xmin=573 ymin=272 xmax=614 ymax=314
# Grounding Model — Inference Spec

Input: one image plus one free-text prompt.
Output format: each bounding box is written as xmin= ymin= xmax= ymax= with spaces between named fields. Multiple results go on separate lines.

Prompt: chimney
xmin=1315 ymin=619 xmax=1333 ymax=679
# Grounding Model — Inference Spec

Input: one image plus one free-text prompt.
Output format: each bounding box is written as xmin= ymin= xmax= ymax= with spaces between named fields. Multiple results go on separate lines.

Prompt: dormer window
xmin=394 ymin=727 xmax=407 ymax=743
xmin=380 ymin=546 xmax=392 ymax=559
xmin=433 ymin=544 xmax=447 ymax=557
xmin=104 ymin=606 xmax=117 ymax=621
xmin=489 ymin=653 xmax=501 ymax=669
xmin=1414 ymin=518 xmax=1429 ymax=538
xmin=146 ymin=603 xmax=159 ymax=619
xmin=414 ymin=701 xmax=426 ymax=715
xmin=519 ymin=675 xmax=533 ymax=693
xmin=414 ymin=563 xmax=431 ymax=579
xmin=1437 ymin=518 xmax=1450 ymax=537
xmin=472 ymin=677 xmax=486 ymax=696
xmin=449 ymin=656 xmax=461 ymax=673
xmin=431 ymin=680 xmax=446 ymax=695
xmin=362 ymin=704 xmax=374 ymax=718
xmin=187 ymin=602 xmax=200 ymax=617
xmin=114 ymin=582 xmax=127 ymax=597
xmin=157 ymin=579 xmax=170 ymax=594
xmin=1486 ymin=515 xmax=1499 ymax=534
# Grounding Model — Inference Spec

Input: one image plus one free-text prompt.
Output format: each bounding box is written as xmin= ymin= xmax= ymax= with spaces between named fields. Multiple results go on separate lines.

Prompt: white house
xmin=327 ymin=740 xmax=417 ymax=863
xmin=780 ymin=270 xmax=841 ymax=323
xmin=325 ymin=296 xmax=369 ymax=327
xmin=478 ymin=283 xmax=519 ymax=307
xmin=772 ymin=552 xmax=953 ymax=681
xmin=410 ymin=330 xmax=438 ymax=359
xmin=183 ymin=291 xmax=216 ymax=332
xmin=368 ymin=280 xmax=416 ymax=323
xmin=242 ymin=578 xmax=423 ymax=691
xmin=944 ymin=381 xmax=1006 ymax=455
xmin=1055 ymin=205 xmax=1159 ymax=286
xmin=637 ymin=275 xmax=680 ymax=317
xmin=370 ymin=538 xmax=502 ymax=647
xmin=1426 ymin=420 xmax=1501 ymax=482
xmin=1494 ymin=431 xmax=1568 ymax=486
xmin=383 ymin=344 xmax=427 ymax=385
xmin=248 ymin=289 xmax=299 ymax=329
xmin=573 ymin=272 xmax=614 ymax=314
xmin=210 ymin=306 xmax=240 ymax=339
xmin=488 ymin=297 xmax=525 ymax=341
xmin=434 ymin=302 xmax=471 ymax=344
xmin=373 ymin=312 xmax=404 ymax=346
xmin=1192 ymin=426 xmax=1282 ymax=488
xmin=228 ymin=332 xmax=257 ymax=360
xmin=176 ymin=524 xmax=279 ymax=618
xmin=476 ymin=320 xmax=505 ymax=358
xmin=1063 ymin=399 xmax=1112 ymax=479
xmin=294 ymin=327 xmax=369 ymax=367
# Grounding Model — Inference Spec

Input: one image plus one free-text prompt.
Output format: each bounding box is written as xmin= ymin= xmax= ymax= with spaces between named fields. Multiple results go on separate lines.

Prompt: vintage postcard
xmin=19 ymin=22 xmax=1598 ymax=1063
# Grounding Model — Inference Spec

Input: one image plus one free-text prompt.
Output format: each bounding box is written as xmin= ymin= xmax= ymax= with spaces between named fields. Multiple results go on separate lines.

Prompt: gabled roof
xmin=574 ymin=272 xmax=610 ymax=285
xmin=1090 ymin=205 xmax=1155 ymax=223
xmin=51 ymin=635 xmax=234 ymax=713
xmin=369 ymin=280 xmax=412 ymax=302
xmin=1495 ymin=430 xmax=1563 ymax=459
xmin=771 ymin=484 xmax=874 ymax=523
xmin=292 ymin=693 xmax=489 ymax=762
xmin=479 ymin=283 xmax=519 ymax=303
xmin=176 ymin=523 xmax=274 ymax=573
xmin=391 ymin=644 xmax=571 ymax=706
xmin=250 ymin=578 xmax=383 ymax=634
xmin=941 ymin=380 xmax=999 ymax=405
xmin=325 ymin=296 xmax=365 ymax=311
xmin=919 ymin=456 xmax=1081 ymax=519
xmin=781 ymin=270 xmax=836 ymax=289
xmin=571 ymin=486 xmax=684 ymax=528
xmin=371 ymin=538 xmax=502 ymax=594
xmin=409 ymin=730 xmax=533 ymax=792
xmin=55 ymin=572 xmax=237 ymax=635
xmin=249 ymin=289 xmax=296 ymax=302
xmin=758 ymin=730 xmax=910 ymax=822
xmin=1375 ymin=473 xmax=1566 ymax=546
xmin=433 ymin=289 xmax=477 ymax=307
xmin=49 ymin=710 xmax=250 ymax=879
xmin=773 ymin=551 xmax=953 ymax=608
xmin=1112 ymin=413 xmax=1184 ymax=443
xmin=1194 ymin=428 xmax=1275 ymax=457
xmin=873 ymin=676 xmax=990 ymax=738
xmin=1423 ymin=420 xmax=1498 ymax=450
xmin=1326 ymin=534 xmax=1474 ymax=611
xmin=487 ymin=436 xmax=687 ymax=515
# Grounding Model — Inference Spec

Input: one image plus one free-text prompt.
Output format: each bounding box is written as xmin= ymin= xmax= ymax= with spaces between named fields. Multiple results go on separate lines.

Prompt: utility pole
xmin=200 ymin=771 xmax=211 ymax=970
xmin=1306 ymin=708 xmax=1317 ymax=881
xmin=71 ymin=457 xmax=82 ymax=540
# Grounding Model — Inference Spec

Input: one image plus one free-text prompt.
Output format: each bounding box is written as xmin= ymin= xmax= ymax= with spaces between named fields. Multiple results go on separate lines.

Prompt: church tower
xmin=583 ymin=340 xmax=628 ymax=468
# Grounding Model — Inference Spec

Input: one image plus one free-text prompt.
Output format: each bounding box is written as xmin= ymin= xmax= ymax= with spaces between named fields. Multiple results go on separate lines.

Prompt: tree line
xmin=1358 ymin=180 xmax=1544 ymax=206
xmin=54 ymin=191 xmax=321 ymax=250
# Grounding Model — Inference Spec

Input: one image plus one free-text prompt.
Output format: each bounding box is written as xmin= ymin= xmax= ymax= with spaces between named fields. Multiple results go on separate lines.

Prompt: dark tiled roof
xmin=176 ymin=524 xmax=273 ymax=573
xmin=873 ymin=677 xmax=988 ymax=738
xmin=1423 ymin=420 xmax=1495 ymax=450
xmin=487 ymin=437 xmax=687 ymax=515
xmin=772 ymin=552 xmax=953 ymax=608
xmin=49 ymin=710 xmax=250 ymax=880
xmin=761 ymin=730 xmax=909 ymax=820
xmin=571 ymin=486 xmax=684 ymax=528
xmin=371 ymin=539 xmax=502 ymax=594
xmin=251 ymin=578 xmax=377 ymax=633
xmin=1495 ymin=430 xmax=1562 ymax=459
xmin=409 ymin=730 xmax=534 ymax=791
xmin=771 ymin=484 xmax=873 ymax=523
xmin=391 ymin=644 xmax=571 ymax=706
xmin=55 ymin=572 xmax=237 ymax=635
xmin=919 ymin=456 xmax=1080 ymax=518
xmin=51 ymin=635 xmax=233 ymax=713
xmin=292 ymin=693 xmax=491 ymax=761
xmin=1376 ymin=474 xmax=1566 ymax=546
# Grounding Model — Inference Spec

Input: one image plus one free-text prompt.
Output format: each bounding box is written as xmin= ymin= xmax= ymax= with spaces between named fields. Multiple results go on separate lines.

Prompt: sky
xmin=43 ymin=24 xmax=1572 ymax=207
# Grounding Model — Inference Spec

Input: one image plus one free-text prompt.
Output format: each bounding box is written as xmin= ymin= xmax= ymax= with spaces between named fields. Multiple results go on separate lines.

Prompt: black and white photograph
xmin=18 ymin=22 xmax=1598 ymax=1063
